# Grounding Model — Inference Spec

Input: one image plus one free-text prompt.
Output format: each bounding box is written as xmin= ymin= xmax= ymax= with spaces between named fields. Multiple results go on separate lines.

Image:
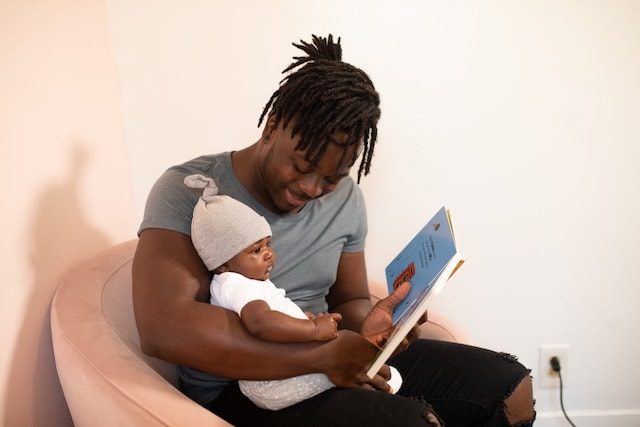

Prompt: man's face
xmin=259 ymin=119 xmax=361 ymax=215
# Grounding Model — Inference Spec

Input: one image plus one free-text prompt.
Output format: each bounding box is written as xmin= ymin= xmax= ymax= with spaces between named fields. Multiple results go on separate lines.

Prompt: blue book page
xmin=385 ymin=207 xmax=458 ymax=324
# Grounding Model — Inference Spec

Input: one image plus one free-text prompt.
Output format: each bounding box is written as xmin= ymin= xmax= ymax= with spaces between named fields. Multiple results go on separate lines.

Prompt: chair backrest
xmin=51 ymin=239 xmax=231 ymax=426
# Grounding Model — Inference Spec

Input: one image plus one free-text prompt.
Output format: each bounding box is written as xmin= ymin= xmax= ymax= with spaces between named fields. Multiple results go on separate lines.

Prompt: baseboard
xmin=536 ymin=409 xmax=640 ymax=427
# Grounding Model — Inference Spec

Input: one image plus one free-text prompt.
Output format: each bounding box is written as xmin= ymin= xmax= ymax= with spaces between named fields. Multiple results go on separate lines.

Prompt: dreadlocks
xmin=258 ymin=34 xmax=381 ymax=183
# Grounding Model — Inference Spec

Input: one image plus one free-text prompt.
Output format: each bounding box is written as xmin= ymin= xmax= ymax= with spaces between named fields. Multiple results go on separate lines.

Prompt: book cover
xmin=366 ymin=206 xmax=463 ymax=379
xmin=386 ymin=206 xmax=461 ymax=325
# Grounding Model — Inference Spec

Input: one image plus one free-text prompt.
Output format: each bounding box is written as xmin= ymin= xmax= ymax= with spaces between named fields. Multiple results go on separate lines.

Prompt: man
xmin=133 ymin=34 xmax=535 ymax=426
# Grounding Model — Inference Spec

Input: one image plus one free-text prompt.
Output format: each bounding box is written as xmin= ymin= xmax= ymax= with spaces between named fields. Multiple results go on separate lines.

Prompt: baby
xmin=184 ymin=174 xmax=342 ymax=410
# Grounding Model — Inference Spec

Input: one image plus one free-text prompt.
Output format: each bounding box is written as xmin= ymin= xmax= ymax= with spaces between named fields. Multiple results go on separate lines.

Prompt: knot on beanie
xmin=184 ymin=174 xmax=272 ymax=271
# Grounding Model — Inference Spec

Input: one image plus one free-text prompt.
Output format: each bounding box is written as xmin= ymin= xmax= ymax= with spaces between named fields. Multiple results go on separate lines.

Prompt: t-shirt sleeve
xmin=341 ymin=181 xmax=368 ymax=253
xmin=138 ymin=166 xmax=202 ymax=236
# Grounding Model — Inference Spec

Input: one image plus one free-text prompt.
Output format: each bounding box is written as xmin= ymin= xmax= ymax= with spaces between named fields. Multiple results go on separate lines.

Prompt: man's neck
xmin=230 ymin=143 xmax=279 ymax=214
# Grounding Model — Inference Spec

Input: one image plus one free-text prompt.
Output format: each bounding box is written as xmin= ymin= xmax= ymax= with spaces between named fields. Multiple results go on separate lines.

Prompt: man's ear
xmin=261 ymin=114 xmax=278 ymax=142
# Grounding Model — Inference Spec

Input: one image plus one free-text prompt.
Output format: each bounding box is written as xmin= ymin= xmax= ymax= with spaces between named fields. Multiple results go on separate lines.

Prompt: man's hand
xmin=321 ymin=330 xmax=392 ymax=393
xmin=360 ymin=282 xmax=427 ymax=354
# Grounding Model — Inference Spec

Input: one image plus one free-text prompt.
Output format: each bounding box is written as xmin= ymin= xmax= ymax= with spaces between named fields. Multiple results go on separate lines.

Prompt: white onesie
xmin=210 ymin=271 xmax=335 ymax=410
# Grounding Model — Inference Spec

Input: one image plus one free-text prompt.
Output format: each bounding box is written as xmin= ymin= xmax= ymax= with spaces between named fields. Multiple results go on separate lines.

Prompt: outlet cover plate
xmin=538 ymin=344 xmax=569 ymax=388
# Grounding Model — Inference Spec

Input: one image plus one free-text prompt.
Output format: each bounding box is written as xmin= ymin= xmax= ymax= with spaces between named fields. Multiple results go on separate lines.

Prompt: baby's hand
xmin=312 ymin=313 xmax=342 ymax=341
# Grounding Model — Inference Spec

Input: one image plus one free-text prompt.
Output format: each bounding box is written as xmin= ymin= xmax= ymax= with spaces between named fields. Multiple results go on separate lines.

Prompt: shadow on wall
xmin=4 ymin=142 xmax=111 ymax=427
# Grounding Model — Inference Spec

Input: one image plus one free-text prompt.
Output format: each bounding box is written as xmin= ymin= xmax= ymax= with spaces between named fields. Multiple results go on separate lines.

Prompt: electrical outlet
xmin=538 ymin=345 xmax=569 ymax=388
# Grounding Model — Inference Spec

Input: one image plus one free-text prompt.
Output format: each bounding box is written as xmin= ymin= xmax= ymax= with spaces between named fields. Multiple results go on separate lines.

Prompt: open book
xmin=366 ymin=206 xmax=464 ymax=379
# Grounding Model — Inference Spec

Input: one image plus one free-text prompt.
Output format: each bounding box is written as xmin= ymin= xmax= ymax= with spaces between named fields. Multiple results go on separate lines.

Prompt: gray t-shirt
xmin=138 ymin=152 xmax=368 ymax=405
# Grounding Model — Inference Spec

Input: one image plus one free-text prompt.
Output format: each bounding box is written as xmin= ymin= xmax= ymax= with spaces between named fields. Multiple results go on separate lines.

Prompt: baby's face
xmin=225 ymin=237 xmax=276 ymax=281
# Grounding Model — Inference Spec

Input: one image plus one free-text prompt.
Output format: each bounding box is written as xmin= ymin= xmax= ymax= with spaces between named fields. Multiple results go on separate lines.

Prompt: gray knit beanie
xmin=184 ymin=174 xmax=272 ymax=271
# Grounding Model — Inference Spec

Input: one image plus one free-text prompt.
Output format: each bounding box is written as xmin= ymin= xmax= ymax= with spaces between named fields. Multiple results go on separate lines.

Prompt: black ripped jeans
xmin=207 ymin=340 xmax=534 ymax=426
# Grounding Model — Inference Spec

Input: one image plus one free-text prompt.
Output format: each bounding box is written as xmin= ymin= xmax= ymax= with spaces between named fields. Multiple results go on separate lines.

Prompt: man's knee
xmin=503 ymin=375 xmax=536 ymax=426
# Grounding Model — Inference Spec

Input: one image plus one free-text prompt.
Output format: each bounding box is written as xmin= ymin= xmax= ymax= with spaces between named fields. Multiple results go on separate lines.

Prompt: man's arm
xmin=325 ymin=251 xmax=373 ymax=332
xmin=132 ymin=228 xmax=378 ymax=386
xmin=326 ymin=251 xmax=424 ymax=354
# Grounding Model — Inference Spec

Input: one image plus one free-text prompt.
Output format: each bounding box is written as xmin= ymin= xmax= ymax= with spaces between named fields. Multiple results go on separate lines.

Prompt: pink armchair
xmin=51 ymin=240 xmax=470 ymax=426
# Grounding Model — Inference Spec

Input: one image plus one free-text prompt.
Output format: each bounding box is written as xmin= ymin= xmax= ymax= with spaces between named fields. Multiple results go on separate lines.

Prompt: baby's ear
xmin=213 ymin=265 xmax=228 ymax=274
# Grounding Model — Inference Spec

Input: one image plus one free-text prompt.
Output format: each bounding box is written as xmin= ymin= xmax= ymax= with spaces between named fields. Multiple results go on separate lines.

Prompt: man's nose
xmin=299 ymin=174 xmax=323 ymax=198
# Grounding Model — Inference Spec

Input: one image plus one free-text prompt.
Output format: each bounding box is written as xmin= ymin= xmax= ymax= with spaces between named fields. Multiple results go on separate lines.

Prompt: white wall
xmin=0 ymin=0 xmax=136 ymax=425
xmin=109 ymin=1 xmax=640 ymax=425
xmin=3 ymin=1 xmax=637 ymax=425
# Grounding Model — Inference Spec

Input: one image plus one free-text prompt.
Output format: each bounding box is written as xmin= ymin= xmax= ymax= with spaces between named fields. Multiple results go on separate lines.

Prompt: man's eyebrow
xmin=295 ymin=148 xmax=351 ymax=177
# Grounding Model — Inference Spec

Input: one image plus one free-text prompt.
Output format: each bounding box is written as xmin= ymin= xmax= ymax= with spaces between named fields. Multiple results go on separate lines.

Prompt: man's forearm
xmin=330 ymin=297 xmax=372 ymax=333
xmin=137 ymin=298 xmax=331 ymax=380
